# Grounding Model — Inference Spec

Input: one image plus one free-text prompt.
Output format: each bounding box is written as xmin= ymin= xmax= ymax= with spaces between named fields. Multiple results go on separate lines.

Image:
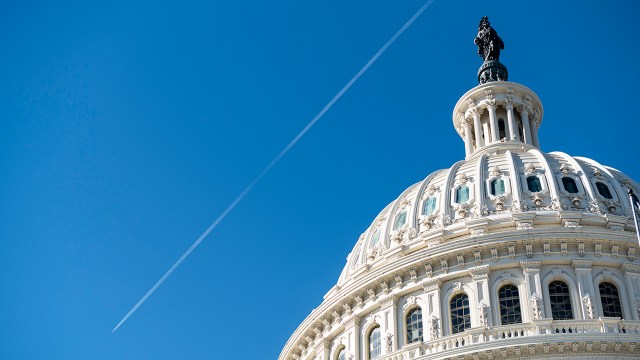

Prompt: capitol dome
xmin=280 ymin=18 xmax=640 ymax=360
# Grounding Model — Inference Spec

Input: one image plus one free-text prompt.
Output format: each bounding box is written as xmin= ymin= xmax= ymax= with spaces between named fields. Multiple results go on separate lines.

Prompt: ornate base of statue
xmin=477 ymin=60 xmax=508 ymax=84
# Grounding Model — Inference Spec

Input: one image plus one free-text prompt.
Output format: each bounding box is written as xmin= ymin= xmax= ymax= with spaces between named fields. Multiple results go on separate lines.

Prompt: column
xmin=469 ymin=266 xmax=492 ymax=329
xmin=463 ymin=121 xmax=473 ymax=156
xmin=520 ymin=109 xmax=533 ymax=145
xmin=322 ymin=340 xmax=330 ymax=360
xmin=520 ymin=261 xmax=543 ymax=322
xmin=377 ymin=295 xmax=398 ymax=355
xmin=572 ymin=260 xmax=595 ymax=320
xmin=482 ymin=121 xmax=490 ymax=147
xmin=506 ymin=104 xmax=517 ymax=141
xmin=472 ymin=111 xmax=483 ymax=148
xmin=420 ymin=279 xmax=442 ymax=341
xmin=621 ymin=264 xmax=640 ymax=321
xmin=488 ymin=106 xmax=499 ymax=143
xmin=530 ymin=114 xmax=540 ymax=148
xmin=344 ymin=316 xmax=360 ymax=360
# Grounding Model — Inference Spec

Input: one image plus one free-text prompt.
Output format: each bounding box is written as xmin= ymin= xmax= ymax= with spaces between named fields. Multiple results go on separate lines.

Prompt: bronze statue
xmin=474 ymin=16 xmax=504 ymax=62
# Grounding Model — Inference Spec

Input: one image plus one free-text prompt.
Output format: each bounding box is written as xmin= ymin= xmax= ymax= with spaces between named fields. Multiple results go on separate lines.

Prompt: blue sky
xmin=1 ymin=1 xmax=639 ymax=359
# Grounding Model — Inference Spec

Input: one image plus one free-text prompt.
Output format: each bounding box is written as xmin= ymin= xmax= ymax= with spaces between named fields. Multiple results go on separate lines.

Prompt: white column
xmin=322 ymin=340 xmax=330 ymax=360
xmin=378 ymin=296 xmax=398 ymax=355
xmin=520 ymin=109 xmax=533 ymax=145
xmin=344 ymin=317 xmax=360 ymax=360
xmin=472 ymin=111 xmax=483 ymax=148
xmin=520 ymin=261 xmax=543 ymax=322
xmin=488 ymin=105 xmax=499 ymax=143
xmin=421 ymin=279 xmax=442 ymax=341
xmin=469 ymin=266 xmax=491 ymax=330
xmin=530 ymin=115 xmax=540 ymax=148
xmin=506 ymin=104 xmax=517 ymax=141
xmin=463 ymin=121 xmax=473 ymax=156
xmin=622 ymin=264 xmax=640 ymax=321
xmin=482 ymin=121 xmax=490 ymax=147
xmin=572 ymin=260 xmax=595 ymax=319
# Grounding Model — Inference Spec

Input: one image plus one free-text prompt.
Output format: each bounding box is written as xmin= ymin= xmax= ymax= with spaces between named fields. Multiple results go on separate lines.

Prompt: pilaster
xmin=572 ymin=260 xmax=596 ymax=319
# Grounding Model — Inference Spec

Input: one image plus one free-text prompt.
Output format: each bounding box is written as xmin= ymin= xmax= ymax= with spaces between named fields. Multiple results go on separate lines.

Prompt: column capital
xmin=520 ymin=260 xmax=541 ymax=271
xmin=420 ymin=278 xmax=442 ymax=292
xmin=377 ymin=294 xmax=397 ymax=308
xmin=621 ymin=263 xmax=640 ymax=275
xmin=571 ymin=259 xmax=593 ymax=269
xmin=469 ymin=265 xmax=490 ymax=279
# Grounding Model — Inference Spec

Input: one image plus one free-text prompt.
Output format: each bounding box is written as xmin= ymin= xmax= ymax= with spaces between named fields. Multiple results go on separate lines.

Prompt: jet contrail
xmin=113 ymin=0 xmax=436 ymax=333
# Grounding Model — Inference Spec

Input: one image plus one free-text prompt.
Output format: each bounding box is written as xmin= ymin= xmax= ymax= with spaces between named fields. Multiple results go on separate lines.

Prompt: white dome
xmin=280 ymin=30 xmax=640 ymax=360
xmin=336 ymin=146 xmax=639 ymax=290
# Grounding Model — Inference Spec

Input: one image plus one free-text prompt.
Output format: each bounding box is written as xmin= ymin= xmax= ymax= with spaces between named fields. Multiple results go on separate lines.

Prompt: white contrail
xmin=112 ymin=0 xmax=436 ymax=333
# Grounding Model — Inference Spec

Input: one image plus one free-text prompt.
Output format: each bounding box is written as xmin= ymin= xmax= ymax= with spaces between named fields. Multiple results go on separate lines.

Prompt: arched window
xmin=562 ymin=177 xmax=579 ymax=193
xmin=526 ymin=176 xmax=542 ymax=192
xmin=498 ymin=285 xmax=522 ymax=325
xmin=422 ymin=197 xmax=437 ymax=215
xmin=369 ymin=326 xmax=381 ymax=359
xmin=406 ymin=307 xmax=423 ymax=344
xmin=490 ymin=178 xmax=505 ymax=196
xmin=548 ymin=281 xmax=573 ymax=320
xmin=393 ymin=211 xmax=407 ymax=231
xmin=596 ymin=182 xmax=613 ymax=199
xmin=498 ymin=118 xmax=506 ymax=140
xmin=337 ymin=349 xmax=346 ymax=360
xmin=599 ymin=282 xmax=623 ymax=318
xmin=455 ymin=186 xmax=469 ymax=204
xmin=450 ymin=293 xmax=471 ymax=334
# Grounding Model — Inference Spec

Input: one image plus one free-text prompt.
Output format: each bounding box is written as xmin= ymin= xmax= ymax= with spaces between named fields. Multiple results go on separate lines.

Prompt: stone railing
xmin=377 ymin=319 xmax=640 ymax=360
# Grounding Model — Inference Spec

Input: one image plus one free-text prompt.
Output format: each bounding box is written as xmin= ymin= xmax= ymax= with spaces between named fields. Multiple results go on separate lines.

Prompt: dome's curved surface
xmin=336 ymin=148 xmax=640 ymax=289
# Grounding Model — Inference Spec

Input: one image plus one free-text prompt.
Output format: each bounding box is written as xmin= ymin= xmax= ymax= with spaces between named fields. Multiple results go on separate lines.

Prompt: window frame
xmin=547 ymin=280 xmax=574 ymax=320
xmin=367 ymin=325 xmax=382 ymax=360
xmin=405 ymin=306 xmax=424 ymax=344
xmin=497 ymin=284 xmax=522 ymax=325
xmin=449 ymin=293 xmax=471 ymax=334
xmin=598 ymin=281 xmax=624 ymax=319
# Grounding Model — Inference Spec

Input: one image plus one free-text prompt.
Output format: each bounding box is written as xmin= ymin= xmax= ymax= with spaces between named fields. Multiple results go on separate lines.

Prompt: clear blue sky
xmin=1 ymin=1 xmax=639 ymax=359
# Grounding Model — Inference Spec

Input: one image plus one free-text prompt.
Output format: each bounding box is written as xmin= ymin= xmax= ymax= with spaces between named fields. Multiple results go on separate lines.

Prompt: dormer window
xmin=596 ymin=182 xmax=613 ymax=199
xmin=393 ymin=211 xmax=407 ymax=231
xmin=455 ymin=185 xmax=470 ymax=203
xmin=490 ymin=178 xmax=505 ymax=196
xmin=526 ymin=176 xmax=542 ymax=192
xmin=422 ymin=197 xmax=437 ymax=215
xmin=562 ymin=177 xmax=578 ymax=193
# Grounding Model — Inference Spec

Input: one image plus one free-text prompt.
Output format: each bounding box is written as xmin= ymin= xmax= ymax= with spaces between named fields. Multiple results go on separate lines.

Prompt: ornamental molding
xmin=520 ymin=260 xmax=541 ymax=270
xmin=469 ymin=265 xmax=490 ymax=279
xmin=582 ymin=292 xmax=595 ymax=319
xmin=420 ymin=278 xmax=441 ymax=292
xmin=572 ymin=259 xmax=593 ymax=269
xmin=621 ymin=263 xmax=640 ymax=274
xmin=377 ymin=294 xmax=397 ymax=308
